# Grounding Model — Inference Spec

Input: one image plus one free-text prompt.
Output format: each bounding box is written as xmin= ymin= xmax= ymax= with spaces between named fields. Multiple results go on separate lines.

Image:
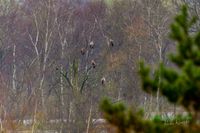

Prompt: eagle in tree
xmin=81 ymin=48 xmax=86 ymax=55
xmin=91 ymin=60 xmax=96 ymax=68
xmin=89 ymin=41 xmax=94 ymax=49
xmin=109 ymin=39 xmax=114 ymax=47
xmin=101 ymin=77 xmax=106 ymax=85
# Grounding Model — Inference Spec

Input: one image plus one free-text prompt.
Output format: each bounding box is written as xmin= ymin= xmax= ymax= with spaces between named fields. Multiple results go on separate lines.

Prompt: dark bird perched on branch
xmin=101 ymin=77 xmax=106 ymax=85
xmin=109 ymin=39 xmax=114 ymax=47
xmin=91 ymin=60 xmax=96 ymax=68
xmin=81 ymin=48 xmax=86 ymax=55
xmin=89 ymin=41 xmax=94 ymax=49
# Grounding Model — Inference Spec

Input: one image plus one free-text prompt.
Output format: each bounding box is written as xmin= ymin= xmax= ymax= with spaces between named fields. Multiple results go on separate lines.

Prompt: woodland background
xmin=0 ymin=0 xmax=200 ymax=132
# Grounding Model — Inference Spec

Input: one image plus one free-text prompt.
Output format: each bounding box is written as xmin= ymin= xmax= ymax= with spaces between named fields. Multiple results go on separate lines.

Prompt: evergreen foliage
xmin=101 ymin=5 xmax=200 ymax=133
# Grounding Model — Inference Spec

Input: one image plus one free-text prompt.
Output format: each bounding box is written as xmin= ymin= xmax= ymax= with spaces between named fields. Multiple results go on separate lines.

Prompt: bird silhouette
xmin=91 ymin=60 xmax=96 ymax=68
xmin=89 ymin=41 xmax=94 ymax=49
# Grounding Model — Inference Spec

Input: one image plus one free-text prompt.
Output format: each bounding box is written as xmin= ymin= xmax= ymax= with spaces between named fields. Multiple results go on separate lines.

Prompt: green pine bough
xmin=100 ymin=5 xmax=200 ymax=133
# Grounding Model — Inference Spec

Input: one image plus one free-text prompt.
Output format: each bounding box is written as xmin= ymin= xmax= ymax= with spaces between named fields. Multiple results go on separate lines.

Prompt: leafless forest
xmin=0 ymin=0 xmax=199 ymax=132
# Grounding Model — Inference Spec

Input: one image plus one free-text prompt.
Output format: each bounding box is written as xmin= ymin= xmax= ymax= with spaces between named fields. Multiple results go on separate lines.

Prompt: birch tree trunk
xmin=28 ymin=0 xmax=56 ymax=118
xmin=156 ymin=42 xmax=162 ymax=113
xmin=12 ymin=43 xmax=16 ymax=92
xmin=31 ymin=101 xmax=38 ymax=133
xmin=59 ymin=40 xmax=66 ymax=133
xmin=86 ymin=105 xmax=92 ymax=133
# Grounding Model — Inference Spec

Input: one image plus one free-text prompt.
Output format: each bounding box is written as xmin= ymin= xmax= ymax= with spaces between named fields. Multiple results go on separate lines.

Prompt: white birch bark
xmin=12 ymin=43 xmax=16 ymax=92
